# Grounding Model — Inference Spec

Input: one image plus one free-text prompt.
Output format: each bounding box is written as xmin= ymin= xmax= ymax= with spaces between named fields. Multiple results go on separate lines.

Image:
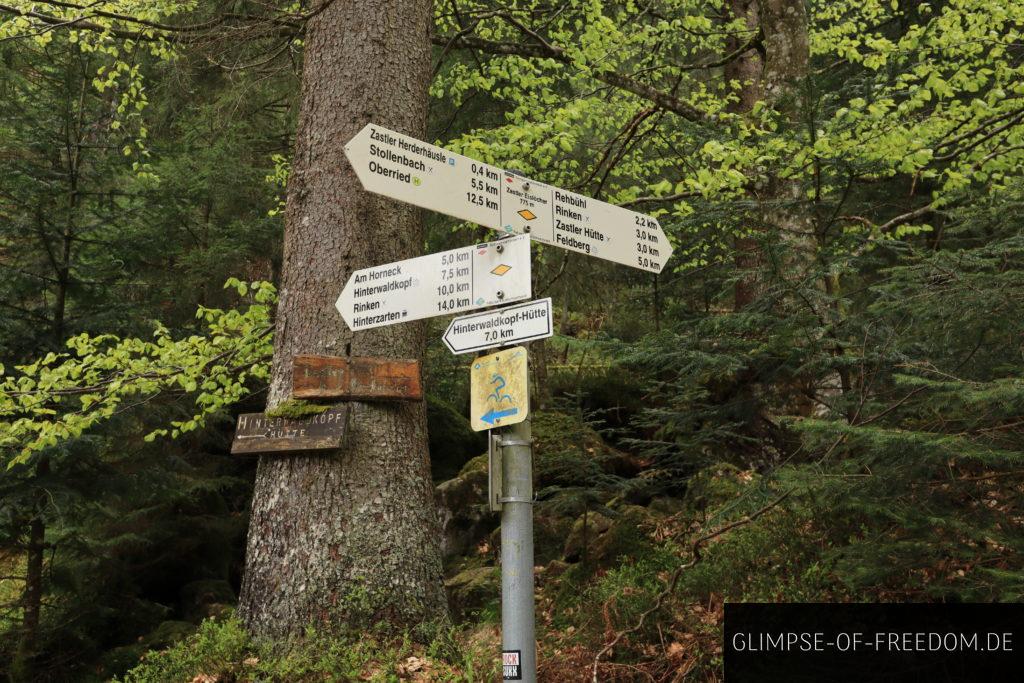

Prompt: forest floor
xmin=111 ymin=410 xmax=755 ymax=682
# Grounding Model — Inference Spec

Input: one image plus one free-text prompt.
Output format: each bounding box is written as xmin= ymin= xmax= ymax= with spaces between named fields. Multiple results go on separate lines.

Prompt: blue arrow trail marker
xmin=470 ymin=346 xmax=529 ymax=431
xmin=482 ymin=407 xmax=519 ymax=425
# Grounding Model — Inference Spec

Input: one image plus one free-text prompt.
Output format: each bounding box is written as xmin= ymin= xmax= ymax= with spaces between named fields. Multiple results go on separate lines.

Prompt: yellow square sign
xmin=470 ymin=346 xmax=529 ymax=432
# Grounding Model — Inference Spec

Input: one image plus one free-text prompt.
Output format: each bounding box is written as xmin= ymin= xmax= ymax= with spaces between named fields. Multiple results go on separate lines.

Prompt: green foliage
xmin=0 ymin=279 xmax=274 ymax=467
xmin=3 ymin=0 xmax=1024 ymax=677
xmin=118 ymin=614 xmax=495 ymax=683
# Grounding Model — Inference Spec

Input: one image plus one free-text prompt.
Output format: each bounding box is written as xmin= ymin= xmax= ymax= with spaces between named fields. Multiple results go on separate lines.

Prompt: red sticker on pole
xmin=502 ymin=650 xmax=522 ymax=680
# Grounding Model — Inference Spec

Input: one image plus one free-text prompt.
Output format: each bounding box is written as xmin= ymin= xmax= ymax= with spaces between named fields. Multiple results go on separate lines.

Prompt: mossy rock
xmin=179 ymin=579 xmax=236 ymax=621
xmin=457 ymin=453 xmax=488 ymax=477
xmin=428 ymin=395 xmax=487 ymax=481
xmin=534 ymin=512 xmax=575 ymax=565
xmin=444 ymin=565 xmax=500 ymax=618
xmin=99 ymin=643 xmax=148 ymax=678
xmin=532 ymin=411 xmax=635 ymax=489
xmin=532 ymin=412 xmax=611 ymax=461
xmin=683 ymin=463 xmax=758 ymax=513
xmin=435 ymin=463 xmax=495 ymax=560
xmin=648 ymin=495 xmax=687 ymax=516
xmin=142 ymin=620 xmax=196 ymax=649
xmin=562 ymin=505 xmax=654 ymax=567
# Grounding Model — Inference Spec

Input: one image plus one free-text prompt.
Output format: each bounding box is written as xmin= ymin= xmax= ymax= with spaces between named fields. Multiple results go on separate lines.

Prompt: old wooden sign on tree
xmin=231 ymin=406 xmax=349 ymax=455
xmin=292 ymin=355 xmax=422 ymax=401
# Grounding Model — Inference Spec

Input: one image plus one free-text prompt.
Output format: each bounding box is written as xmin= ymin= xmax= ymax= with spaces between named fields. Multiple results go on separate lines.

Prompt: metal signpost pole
xmin=499 ymin=413 xmax=535 ymax=682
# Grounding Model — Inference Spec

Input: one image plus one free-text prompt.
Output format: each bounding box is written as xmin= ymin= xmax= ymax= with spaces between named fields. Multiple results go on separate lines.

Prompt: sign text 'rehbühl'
xmin=345 ymin=124 xmax=673 ymax=273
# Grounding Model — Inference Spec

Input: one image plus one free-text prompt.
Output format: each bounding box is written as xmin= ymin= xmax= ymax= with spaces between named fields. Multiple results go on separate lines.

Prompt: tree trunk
xmin=726 ymin=0 xmax=765 ymax=311
xmin=238 ymin=0 xmax=449 ymax=640
xmin=18 ymin=457 xmax=48 ymax=663
xmin=759 ymin=0 xmax=813 ymax=272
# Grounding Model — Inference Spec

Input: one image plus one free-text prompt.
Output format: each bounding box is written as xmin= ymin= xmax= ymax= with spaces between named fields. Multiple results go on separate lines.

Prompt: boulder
xmin=683 ymin=463 xmax=758 ymax=513
xmin=142 ymin=620 xmax=196 ymax=648
xmin=435 ymin=455 xmax=496 ymax=560
xmin=179 ymin=579 xmax=235 ymax=621
xmin=444 ymin=565 xmax=500 ymax=617
xmin=563 ymin=504 xmax=654 ymax=567
xmin=428 ymin=395 xmax=487 ymax=482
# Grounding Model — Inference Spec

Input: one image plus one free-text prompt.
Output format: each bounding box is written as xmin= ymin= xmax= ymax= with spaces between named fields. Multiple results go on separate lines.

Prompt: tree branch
xmin=431 ymin=33 xmax=715 ymax=123
xmin=591 ymin=491 xmax=792 ymax=681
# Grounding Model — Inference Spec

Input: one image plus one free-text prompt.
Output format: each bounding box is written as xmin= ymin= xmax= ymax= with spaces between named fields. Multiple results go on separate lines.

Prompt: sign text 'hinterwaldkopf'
xmin=336 ymin=235 xmax=531 ymax=331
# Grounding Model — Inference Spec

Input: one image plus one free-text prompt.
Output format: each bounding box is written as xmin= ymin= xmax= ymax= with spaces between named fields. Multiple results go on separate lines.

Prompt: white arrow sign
xmin=443 ymin=298 xmax=553 ymax=355
xmin=345 ymin=124 xmax=673 ymax=273
xmin=336 ymin=236 xmax=531 ymax=331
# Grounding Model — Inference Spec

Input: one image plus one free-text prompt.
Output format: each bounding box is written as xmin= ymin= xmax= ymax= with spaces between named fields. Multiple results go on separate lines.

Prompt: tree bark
xmin=726 ymin=0 xmax=765 ymax=311
xmin=19 ymin=457 xmax=47 ymax=659
xmin=759 ymin=0 xmax=813 ymax=271
xmin=238 ymin=0 xmax=449 ymax=640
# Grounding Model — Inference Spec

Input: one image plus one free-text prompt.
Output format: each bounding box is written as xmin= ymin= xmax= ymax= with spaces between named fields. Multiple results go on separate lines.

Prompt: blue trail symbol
xmin=481 ymin=407 xmax=519 ymax=425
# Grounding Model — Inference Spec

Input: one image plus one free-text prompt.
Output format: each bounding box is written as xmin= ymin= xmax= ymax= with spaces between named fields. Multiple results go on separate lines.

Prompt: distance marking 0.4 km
xmin=345 ymin=123 xmax=673 ymax=273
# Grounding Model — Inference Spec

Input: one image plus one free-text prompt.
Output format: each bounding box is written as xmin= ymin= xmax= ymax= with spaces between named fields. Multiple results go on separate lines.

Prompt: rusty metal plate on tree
xmin=470 ymin=346 xmax=529 ymax=432
xmin=292 ymin=355 xmax=423 ymax=401
xmin=230 ymin=405 xmax=349 ymax=455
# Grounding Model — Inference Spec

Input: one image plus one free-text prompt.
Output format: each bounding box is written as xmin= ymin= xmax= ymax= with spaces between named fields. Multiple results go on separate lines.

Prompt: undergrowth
xmin=117 ymin=615 xmax=498 ymax=682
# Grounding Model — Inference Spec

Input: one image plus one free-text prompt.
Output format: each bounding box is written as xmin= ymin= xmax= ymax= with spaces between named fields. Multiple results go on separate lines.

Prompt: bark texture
xmin=728 ymin=0 xmax=812 ymax=309
xmin=726 ymin=0 xmax=764 ymax=311
xmin=238 ymin=0 xmax=449 ymax=639
xmin=760 ymin=0 xmax=813 ymax=270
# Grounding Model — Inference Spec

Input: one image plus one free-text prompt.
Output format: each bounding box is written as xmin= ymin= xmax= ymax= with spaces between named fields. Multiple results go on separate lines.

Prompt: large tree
xmin=236 ymin=0 xmax=449 ymax=638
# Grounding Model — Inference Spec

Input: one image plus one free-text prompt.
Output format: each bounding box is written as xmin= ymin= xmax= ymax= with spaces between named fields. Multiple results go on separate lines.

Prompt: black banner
xmin=724 ymin=603 xmax=1023 ymax=682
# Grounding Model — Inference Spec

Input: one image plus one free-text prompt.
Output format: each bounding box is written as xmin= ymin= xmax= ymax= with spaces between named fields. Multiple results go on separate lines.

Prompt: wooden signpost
xmin=292 ymin=355 xmax=423 ymax=401
xmin=230 ymin=405 xmax=349 ymax=455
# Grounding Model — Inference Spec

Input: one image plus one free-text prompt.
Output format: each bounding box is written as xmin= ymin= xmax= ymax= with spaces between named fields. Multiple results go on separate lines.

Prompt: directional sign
xmin=231 ymin=405 xmax=349 ymax=455
xmin=345 ymin=124 xmax=673 ymax=273
xmin=336 ymin=235 xmax=530 ymax=331
xmin=470 ymin=346 xmax=529 ymax=432
xmin=292 ymin=355 xmax=422 ymax=401
xmin=443 ymin=298 xmax=553 ymax=355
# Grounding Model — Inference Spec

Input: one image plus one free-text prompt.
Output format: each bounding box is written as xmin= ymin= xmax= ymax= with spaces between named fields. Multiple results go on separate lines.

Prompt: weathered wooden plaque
xmin=292 ymin=355 xmax=423 ymax=401
xmin=230 ymin=405 xmax=349 ymax=455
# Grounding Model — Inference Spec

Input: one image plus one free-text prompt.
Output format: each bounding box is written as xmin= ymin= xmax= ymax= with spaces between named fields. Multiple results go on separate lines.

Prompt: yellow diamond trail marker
xmin=336 ymin=236 xmax=531 ymax=331
xmin=344 ymin=123 xmax=674 ymax=273
xmin=470 ymin=346 xmax=529 ymax=431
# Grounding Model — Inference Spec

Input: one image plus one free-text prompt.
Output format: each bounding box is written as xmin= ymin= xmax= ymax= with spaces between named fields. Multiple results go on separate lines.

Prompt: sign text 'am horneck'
xmin=336 ymin=235 xmax=531 ymax=331
xmin=345 ymin=124 xmax=673 ymax=273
